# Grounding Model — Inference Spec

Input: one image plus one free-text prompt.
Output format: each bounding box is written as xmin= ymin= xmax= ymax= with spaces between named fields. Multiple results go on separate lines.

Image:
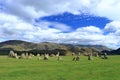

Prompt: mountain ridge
xmin=0 ymin=40 xmax=113 ymax=55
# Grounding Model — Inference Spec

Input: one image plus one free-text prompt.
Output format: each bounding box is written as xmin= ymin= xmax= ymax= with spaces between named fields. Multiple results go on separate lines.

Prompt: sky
xmin=0 ymin=0 xmax=120 ymax=49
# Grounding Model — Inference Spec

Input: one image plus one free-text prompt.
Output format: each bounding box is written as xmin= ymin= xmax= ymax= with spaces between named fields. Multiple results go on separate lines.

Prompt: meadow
xmin=0 ymin=55 xmax=120 ymax=80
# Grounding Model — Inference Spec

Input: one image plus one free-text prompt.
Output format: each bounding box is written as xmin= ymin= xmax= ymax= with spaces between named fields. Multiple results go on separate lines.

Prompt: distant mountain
xmin=76 ymin=45 xmax=112 ymax=51
xmin=0 ymin=40 xmax=112 ymax=55
xmin=0 ymin=40 xmax=37 ymax=51
xmin=109 ymin=48 xmax=120 ymax=55
xmin=0 ymin=40 xmax=66 ymax=51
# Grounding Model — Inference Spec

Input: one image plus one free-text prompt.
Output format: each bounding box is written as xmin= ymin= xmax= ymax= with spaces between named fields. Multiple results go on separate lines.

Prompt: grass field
xmin=0 ymin=55 xmax=120 ymax=80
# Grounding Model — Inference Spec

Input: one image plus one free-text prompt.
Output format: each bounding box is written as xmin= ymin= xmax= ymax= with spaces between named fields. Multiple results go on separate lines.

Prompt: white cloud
xmin=35 ymin=21 xmax=72 ymax=32
xmin=0 ymin=13 xmax=70 ymax=42
xmin=76 ymin=26 xmax=102 ymax=34
xmin=1 ymin=0 xmax=120 ymax=21
xmin=92 ymin=0 xmax=120 ymax=20
xmin=103 ymin=21 xmax=120 ymax=48
xmin=105 ymin=21 xmax=120 ymax=32
xmin=58 ymin=26 xmax=104 ymax=44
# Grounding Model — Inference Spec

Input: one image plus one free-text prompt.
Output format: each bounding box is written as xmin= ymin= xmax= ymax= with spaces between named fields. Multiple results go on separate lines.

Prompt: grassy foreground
xmin=0 ymin=55 xmax=120 ymax=80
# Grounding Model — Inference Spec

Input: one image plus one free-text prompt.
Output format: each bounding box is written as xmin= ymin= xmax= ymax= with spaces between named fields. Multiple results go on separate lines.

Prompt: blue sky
xmin=40 ymin=12 xmax=111 ymax=30
xmin=0 ymin=0 xmax=120 ymax=49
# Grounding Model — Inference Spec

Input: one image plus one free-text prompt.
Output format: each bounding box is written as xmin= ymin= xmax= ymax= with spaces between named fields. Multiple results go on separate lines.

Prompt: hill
xmin=109 ymin=48 xmax=120 ymax=55
xmin=0 ymin=40 xmax=66 ymax=51
xmin=77 ymin=45 xmax=111 ymax=51
xmin=0 ymin=40 xmax=111 ymax=55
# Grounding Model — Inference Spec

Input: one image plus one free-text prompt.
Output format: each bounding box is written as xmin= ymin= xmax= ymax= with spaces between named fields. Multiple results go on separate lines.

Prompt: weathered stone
xmin=21 ymin=53 xmax=26 ymax=59
xmin=44 ymin=54 xmax=49 ymax=60
xmin=78 ymin=52 xmax=81 ymax=56
xmin=14 ymin=53 xmax=18 ymax=59
xmin=102 ymin=53 xmax=108 ymax=59
xmin=73 ymin=56 xmax=80 ymax=61
xmin=9 ymin=50 xmax=15 ymax=58
xmin=26 ymin=53 xmax=29 ymax=57
xmin=50 ymin=54 xmax=55 ymax=57
xmin=88 ymin=54 xmax=93 ymax=60
xmin=76 ymin=56 xmax=80 ymax=61
xmin=73 ymin=57 xmax=76 ymax=61
xmin=72 ymin=52 xmax=75 ymax=56
xmin=37 ymin=54 xmax=40 ymax=57
xmin=56 ymin=52 xmax=60 ymax=57
xmin=95 ymin=52 xmax=99 ymax=57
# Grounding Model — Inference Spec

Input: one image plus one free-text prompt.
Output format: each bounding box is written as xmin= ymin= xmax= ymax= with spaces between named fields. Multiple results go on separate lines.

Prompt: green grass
xmin=0 ymin=55 xmax=120 ymax=80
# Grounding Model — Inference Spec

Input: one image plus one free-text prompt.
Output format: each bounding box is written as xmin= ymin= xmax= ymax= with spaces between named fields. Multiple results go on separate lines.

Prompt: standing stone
xmin=73 ymin=56 xmax=76 ymax=61
xmin=25 ymin=53 xmax=29 ymax=59
xmin=50 ymin=54 xmax=55 ymax=57
xmin=21 ymin=53 xmax=26 ymax=59
xmin=9 ymin=50 xmax=15 ymax=58
xmin=26 ymin=53 xmax=29 ymax=57
xmin=56 ymin=52 xmax=62 ymax=61
xmin=8 ymin=51 xmax=19 ymax=59
xmin=88 ymin=54 xmax=93 ymax=60
xmin=95 ymin=52 xmax=99 ymax=57
xmin=44 ymin=54 xmax=49 ymax=60
xmin=98 ymin=52 xmax=102 ymax=57
xmin=72 ymin=52 xmax=75 ymax=56
xmin=37 ymin=54 xmax=40 ymax=57
xmin=27 ymin=53 xmax=32 ymax=59
xmin=73 ymin=56 xmax=80 ymax=61
xmin=78 ymin=52 xmax=81 ymax=56
xmin=37 ymin=54 xmax=41 ymax=60
xmin=76 ymin=56 xmax=80 ymax=61
xmin=103 ymin=53 xmax=108 ymax=59
xmin=32 ymin=54 xmax=35 ymax=57
xmin=56 ymin=52 xmax=60 ymax=57
xmin=14 ymin=53 xmax=18 ymax=59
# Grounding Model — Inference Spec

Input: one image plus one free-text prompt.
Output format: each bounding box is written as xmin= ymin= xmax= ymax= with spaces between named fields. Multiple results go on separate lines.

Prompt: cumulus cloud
xmin=1 ymin=0 xmax=120 ymax=22
xmin=76 ymin=26 xmax=102 ymax=34
xmin=35 ymin=21 xmax=72 ymax=32
xmin=92 ymin=0 xmax=120 ymax=20
xmin=103 ymin=21 xmax=120 ymax=48
xmin=0 ymin=13 xmax=70 ymax=42
xmin=105 ymin=21 xmax=120 ymax=32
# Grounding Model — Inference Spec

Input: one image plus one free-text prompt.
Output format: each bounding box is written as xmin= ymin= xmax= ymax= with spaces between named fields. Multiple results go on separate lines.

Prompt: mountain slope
xmin=0 ymin=40 xmax=111 ymax=55
xmin=0 ymin=40 xmax=67 ymax=51
xmin=109 ymin=48 xmax=120 ymax=55
xmin=0 ymin=40 xmax=37 ymax=51
xmin=76 ymin=45 xmax=112 ymax=51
